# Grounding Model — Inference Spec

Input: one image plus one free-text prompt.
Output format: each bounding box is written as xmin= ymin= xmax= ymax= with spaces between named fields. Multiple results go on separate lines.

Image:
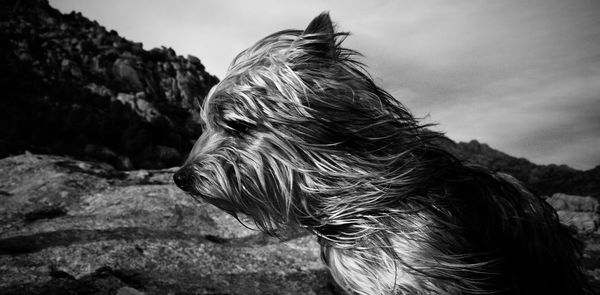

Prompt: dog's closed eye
xmin=223 ymin=119 xmax=253 ymax=134
xmin=222 ymin=110 xmax=257 ymax=135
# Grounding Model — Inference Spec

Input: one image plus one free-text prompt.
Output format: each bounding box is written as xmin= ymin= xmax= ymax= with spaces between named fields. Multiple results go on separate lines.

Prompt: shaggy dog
xmin=174 ymin=13 xmax=591 ymax=294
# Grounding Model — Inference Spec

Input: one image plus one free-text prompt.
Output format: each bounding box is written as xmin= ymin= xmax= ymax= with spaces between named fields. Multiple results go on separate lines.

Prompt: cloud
xmin=350 ymin=0 xmax=600 ymax=169
xmin=428 ymin=73 xmax=600 ymax=169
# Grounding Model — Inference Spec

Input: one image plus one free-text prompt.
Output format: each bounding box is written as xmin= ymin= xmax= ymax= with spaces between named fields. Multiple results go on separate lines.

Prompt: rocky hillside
xmin=0 ymin=0 xmax=219 ymax=170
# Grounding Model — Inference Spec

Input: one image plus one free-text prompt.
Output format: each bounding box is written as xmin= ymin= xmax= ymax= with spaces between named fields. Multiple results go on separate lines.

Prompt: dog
xmin=174 ymin=13 xmax=591 ymax=294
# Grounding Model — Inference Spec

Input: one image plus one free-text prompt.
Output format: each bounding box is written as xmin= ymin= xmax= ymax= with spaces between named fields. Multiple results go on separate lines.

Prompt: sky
xmin=50 ymin=0 xmax=600 ymax=170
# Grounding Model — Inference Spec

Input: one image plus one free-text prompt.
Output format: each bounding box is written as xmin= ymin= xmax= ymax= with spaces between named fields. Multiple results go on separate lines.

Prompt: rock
xmin=112 ymin=57 xmax=144 ymax=92
xmin=140 ymin=145 xmax=181 ymax=168
xmin=84 ymin=83 xmax=112 ymax=97
xmin=115 ymin=92 xmax=136 ymax=109
xmin=153 ymin=145 xmax=181 ymax=164
xmin=18 ymin=51 xmax=34 ymax=64
xmin=84 ymin=144 xmax=118 ymax=163
xmin=116 ymin=156 xmax=134 ymax=171
xmin=547 ymin=193 xmax=599 ymax=213
xmin=133 ymin=96 xmax=161 ymax=122
xmin=546 ymin=193 xmax=600 ymax=234
xmin=176 ymin=70 xmax=203 ymax=110
xmin=117 ymin=286 xmax=145 ymax=295
xmin=114 ymin=93 xmax=161 ymax=122
xmin=60 ymin=58 xmax=82 ymax=78
xmin=187 ymin=54 xmax=203 ymax=69
xmin=556 ymin=211 xmax=599 ymax=234
xmin=0 ymin=154 xmax=333 ymax=294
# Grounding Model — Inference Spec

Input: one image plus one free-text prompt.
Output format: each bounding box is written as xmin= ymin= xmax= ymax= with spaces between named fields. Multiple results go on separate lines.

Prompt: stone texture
xmin=547 ymin=193 xmax=599 ymax=213
xmin=543 ymin=193 xmax=600 ymax=289
xmin=0 ymin=154 xmax=341 ymax=295
xmin=547 ymin=193 xmax=600 ymax=234
xmin=556 ymin=211 xmax=599 ymax=234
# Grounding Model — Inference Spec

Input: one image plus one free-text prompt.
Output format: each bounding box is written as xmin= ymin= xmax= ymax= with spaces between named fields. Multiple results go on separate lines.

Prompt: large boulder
xmin=546 ymin=193 xmax=599 ymax=234
xmin=556 ymin=211 xmax=599 ymax=234
xmin=0 ymin=153 xmax=338 ymax=295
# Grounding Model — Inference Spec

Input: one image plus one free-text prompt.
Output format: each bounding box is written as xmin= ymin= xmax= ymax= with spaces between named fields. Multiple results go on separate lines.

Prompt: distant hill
xmin=442 ymin=139 xmax=599 ymax=198
xmin=0 ymin=0 xmax=219 ymax=169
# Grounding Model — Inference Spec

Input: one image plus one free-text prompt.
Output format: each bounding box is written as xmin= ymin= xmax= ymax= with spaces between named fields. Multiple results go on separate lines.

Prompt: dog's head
xmin=174 ymin=13 xmax=430 ymax=240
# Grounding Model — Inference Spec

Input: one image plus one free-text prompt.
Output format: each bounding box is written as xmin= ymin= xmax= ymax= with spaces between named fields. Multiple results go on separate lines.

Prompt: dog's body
xmin=174 ymin=13 xmax=590 ymax=294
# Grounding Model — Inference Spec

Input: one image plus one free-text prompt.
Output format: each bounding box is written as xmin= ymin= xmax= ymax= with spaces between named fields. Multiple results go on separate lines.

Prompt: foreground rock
xmin=1 ymin=153 xmax=599 ymax=293
xmin=0 ymin=154 xmax=340 ymax=295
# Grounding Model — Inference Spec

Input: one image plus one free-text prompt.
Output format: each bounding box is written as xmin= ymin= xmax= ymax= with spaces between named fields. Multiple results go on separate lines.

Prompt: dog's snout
xmin=173 ymin=167 xmax=192 ymax=190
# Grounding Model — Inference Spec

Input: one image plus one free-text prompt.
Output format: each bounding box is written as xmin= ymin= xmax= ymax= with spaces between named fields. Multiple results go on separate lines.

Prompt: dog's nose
xmin=173 ymin=167 xmax=192 ymax=190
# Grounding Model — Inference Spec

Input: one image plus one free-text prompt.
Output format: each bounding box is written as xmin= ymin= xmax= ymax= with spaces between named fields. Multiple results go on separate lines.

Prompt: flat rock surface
xmin=0 ymin=154 xmax=340 ymax=295
xmin=1 ymin=153 xmax=598 ymax=294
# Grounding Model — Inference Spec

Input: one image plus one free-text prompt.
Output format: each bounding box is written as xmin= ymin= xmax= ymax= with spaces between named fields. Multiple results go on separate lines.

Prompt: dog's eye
xmin=223 ymin=119 xmax=253 ymax=134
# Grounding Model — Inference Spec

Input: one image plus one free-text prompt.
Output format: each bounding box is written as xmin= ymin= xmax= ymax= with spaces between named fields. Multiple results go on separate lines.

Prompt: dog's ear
xmin=304 ymin=12 xmax=334 ymax=36
xmin=301 ymin=12 xmax=336 ymax=59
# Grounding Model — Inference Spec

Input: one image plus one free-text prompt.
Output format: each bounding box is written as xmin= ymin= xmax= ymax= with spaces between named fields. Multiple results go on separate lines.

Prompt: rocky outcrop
xmin=0 ymin=153 xmax=340 ymax=295
xmin=547 ymin=193 xmax=599 ymax=234
xmin=543 ymin=193 xmax=600 ymax=288
xmin=0 ymin=0 xmax=219 ymax=170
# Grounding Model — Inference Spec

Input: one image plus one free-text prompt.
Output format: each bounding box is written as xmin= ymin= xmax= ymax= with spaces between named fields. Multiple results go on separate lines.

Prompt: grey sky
xmin=50 ymin=0 xmax=600 ymax=170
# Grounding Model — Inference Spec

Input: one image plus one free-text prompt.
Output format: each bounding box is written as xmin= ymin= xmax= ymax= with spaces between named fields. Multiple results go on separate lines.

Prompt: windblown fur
xmin=174 ymin=13 xmax=591 ymax=294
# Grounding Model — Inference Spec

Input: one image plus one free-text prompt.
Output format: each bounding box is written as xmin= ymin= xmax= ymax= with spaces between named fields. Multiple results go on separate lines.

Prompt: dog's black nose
xmin=173 ymin=167 xmax=192 ymax=190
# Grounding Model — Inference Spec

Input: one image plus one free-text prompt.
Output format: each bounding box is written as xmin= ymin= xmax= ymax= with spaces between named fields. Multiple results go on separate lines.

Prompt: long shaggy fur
xmin=174 ymin=13 xmax=591 ymax=294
